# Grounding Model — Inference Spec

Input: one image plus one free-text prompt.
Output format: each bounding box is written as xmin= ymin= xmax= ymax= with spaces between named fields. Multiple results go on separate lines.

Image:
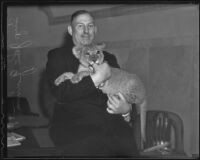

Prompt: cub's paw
xmin=54 ymin=72 xmax=74 ymax=86
xmin=71 ymin=75 xmax=82 ymax=84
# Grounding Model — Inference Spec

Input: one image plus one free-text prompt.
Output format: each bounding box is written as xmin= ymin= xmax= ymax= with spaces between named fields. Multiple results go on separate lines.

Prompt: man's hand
xmin=90 ymin=62 xmax=111 ymax=87
xmin=106 ymin=92 xmax=132 ymax=115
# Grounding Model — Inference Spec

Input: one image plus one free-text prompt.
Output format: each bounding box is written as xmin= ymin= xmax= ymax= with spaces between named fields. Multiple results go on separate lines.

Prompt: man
xmin=46 ymin=10 xmax=139 ymax=157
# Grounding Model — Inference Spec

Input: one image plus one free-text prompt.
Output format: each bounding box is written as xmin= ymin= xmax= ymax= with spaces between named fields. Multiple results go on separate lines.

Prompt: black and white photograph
xmin=1 ymin=0 xmax=199 ymax=159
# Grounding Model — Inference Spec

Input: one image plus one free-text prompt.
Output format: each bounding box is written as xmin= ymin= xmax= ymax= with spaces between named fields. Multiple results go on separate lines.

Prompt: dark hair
xmin=70 ymin=10 xmax=94 ymax=23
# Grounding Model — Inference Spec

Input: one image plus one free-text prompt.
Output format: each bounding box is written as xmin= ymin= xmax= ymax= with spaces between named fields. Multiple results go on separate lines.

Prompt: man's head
xmin=68 ymin=10 xmax=97 ymax=47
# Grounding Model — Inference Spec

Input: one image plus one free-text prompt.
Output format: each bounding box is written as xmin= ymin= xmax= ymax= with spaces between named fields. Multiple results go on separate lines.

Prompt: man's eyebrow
xmin=77 ymin=21 xmax=94 ymax=24
xmin=76 ymin=23 xmax=83 ymax=25
xmin=75 ymin=22 xmax=94 ymax=26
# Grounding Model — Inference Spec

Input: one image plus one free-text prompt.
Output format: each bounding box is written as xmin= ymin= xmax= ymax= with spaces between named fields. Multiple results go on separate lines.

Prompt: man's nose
xmin=84 ymin=26 xmax=89 ymax=33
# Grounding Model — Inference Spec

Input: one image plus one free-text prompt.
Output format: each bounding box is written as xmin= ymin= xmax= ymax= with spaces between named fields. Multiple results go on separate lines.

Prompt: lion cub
xmin=54 ymin=43 xmax=105 ymax=85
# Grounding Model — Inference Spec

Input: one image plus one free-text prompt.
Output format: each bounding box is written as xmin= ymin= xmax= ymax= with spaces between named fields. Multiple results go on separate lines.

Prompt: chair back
xmin=7 ymin=97 xmax=38 ymax=116
xmin=132 ymin=110 xmax=185 ymax=154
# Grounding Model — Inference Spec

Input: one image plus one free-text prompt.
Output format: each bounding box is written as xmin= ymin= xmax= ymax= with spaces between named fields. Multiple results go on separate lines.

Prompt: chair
xmin=131 ymin=110 xmax=186 ymax=156
xmin=38 ymin=69 xmax=56 ymax=119
xmin=7 ymin=97 xmax=39 ymax=116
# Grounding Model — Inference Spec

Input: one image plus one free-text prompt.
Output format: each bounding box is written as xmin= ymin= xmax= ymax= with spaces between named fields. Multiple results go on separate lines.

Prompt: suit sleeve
xmin=103 ymin=51 xmax=120 ymax=69
xmin=46 ymin=49 xmax=97 ymax=103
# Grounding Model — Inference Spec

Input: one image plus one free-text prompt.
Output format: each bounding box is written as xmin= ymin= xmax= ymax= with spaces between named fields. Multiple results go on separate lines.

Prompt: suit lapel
xmin=64 ymin=46 xmax=80 ymax=73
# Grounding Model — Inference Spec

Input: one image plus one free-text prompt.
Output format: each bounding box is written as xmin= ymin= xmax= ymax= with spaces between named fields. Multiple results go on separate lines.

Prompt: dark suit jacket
xmin=45 ymin=44 xmax=138 ymax=157
xmin=46 ymin=44 xmax=123 ymax=124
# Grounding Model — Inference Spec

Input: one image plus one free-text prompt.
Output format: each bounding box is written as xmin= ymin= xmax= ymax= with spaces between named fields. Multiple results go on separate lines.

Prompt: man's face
xmin=69 ymin=13 xmax=96 ymax=46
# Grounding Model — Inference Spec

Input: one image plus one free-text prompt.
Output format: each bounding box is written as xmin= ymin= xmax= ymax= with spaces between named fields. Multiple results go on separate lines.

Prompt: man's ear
xmin=68 ymin=25 xmax=72 ymax=36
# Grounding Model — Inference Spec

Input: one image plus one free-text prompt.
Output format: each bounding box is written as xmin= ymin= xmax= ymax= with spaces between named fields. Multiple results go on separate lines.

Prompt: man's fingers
xmin=106 ymin=107 xmax=114 ymax=114
xmin=107 ymin=99 xmax=112 ymax=107
xmin=117 ymin=92 xmax=126 ymax=101
xmin=108 ymin=95 xmax=118 ymax=106
xmin=107 ymin=100 xmax=115 ymax=110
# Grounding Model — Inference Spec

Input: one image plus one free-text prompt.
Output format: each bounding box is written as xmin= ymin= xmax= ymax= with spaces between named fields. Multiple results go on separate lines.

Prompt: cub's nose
xmin=89 ymin=55 xmax=98 ymax=63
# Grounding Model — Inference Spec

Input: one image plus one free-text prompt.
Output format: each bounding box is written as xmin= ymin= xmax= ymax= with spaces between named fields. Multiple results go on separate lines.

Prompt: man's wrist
xmin=122 ymin=112 xmax=131 ymax=122
xmin=122 ymin=105 xmax=132 ymax=122
xmin=122 ymin=112 xmax=130 ymax=117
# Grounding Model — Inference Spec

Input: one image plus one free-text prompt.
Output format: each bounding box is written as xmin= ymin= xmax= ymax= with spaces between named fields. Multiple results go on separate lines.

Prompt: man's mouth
xmin=82 ymin=35 xmax=90 ymax=38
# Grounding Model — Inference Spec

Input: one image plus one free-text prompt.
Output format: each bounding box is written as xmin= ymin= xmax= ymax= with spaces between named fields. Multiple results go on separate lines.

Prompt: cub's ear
xmin=96 ymin=42 xmax=106 ymax=50
xmin=72 ymin=46 xmax=82 ymax=59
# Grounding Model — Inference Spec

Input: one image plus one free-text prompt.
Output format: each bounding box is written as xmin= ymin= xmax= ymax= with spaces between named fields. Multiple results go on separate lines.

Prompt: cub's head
xmin=72 ymin=43 xmax=105 ymax=67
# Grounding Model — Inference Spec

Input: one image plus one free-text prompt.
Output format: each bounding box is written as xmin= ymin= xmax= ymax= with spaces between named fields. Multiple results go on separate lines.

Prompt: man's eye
xmin=96 ymin=51 xmax=100 ymax=54
xmin=85 ymin=52 xmax=90 ymax=56
xmin=76 ymin=24 xmax=83 ymax=30
xmin=88 ymin=24 xmax=94 ymax=29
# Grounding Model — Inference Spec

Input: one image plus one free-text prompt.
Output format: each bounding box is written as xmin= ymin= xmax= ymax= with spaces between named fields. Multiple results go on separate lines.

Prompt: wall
xmin=6 ymin=4 xmax=199 ymax=156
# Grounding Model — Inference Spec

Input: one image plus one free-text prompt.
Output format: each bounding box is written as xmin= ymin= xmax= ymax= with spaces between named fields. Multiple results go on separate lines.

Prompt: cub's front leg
xmin=54 ymin=72 xmax=75 ymax=86
xmin=70 ymin=71 xmax=91 ymax=83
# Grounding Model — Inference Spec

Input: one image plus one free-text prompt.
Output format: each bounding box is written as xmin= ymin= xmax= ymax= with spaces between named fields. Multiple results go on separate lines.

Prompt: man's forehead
xmin=73 ymin=13 xmax=94 ymax=24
